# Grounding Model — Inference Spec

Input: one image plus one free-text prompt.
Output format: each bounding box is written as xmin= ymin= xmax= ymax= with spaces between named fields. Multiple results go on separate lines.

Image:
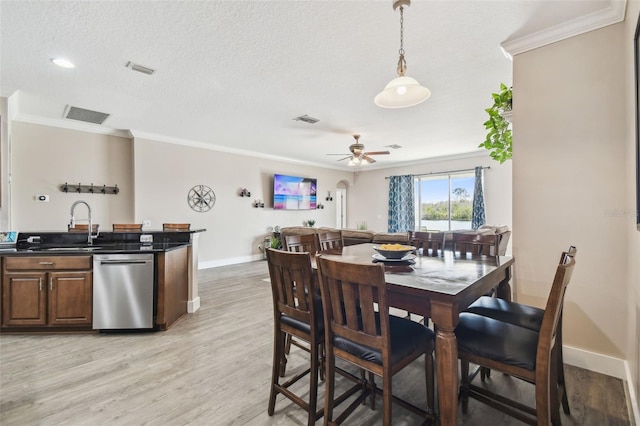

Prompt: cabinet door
xmin=48 ymin=271 xmax=92 ymax=325
xmin=156 ymin=247 xmax=188 ymax=330
xmin=2 ymin=272 xmax=47 ymax=326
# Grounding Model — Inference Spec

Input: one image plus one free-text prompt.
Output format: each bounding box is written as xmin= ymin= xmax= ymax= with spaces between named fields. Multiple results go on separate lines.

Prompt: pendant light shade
xmin=375 ymin=0 xmax=430 ymax=109
xmin=374 ymin=75 xmax=431 ymax=108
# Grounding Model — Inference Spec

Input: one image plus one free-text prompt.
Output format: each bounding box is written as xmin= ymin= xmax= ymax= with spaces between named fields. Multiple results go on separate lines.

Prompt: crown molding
xmin=128 ymin=129 xmax=346 ymax=171
xmin=12 ymin=113 xmax=132 ymax=138
xmin=500 ymin=0 xmax=627 ymax=58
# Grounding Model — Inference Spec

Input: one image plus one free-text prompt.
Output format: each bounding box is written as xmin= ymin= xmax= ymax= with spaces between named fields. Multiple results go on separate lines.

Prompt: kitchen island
xmin=0 ymin=228 xmax=205 ymax=333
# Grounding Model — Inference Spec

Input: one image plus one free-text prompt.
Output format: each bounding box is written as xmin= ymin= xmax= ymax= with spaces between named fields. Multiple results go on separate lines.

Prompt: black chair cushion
xmin=455 ymin=313 xmax=539 ymax=371
xmin=333 ymin=314 xmax=434 ymax=365
xmin=280 ymin=308 xmax=323 ymax=335
xmin=465 ymin=296 xmax=544 ymax=331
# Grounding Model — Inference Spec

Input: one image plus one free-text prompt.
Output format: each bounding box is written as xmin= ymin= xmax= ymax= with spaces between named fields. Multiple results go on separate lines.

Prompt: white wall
xmin=624 ymin=0 xmax=640 ymax=414
xmin=9 ymin=122 xmax=134 ymax=231
xmin=132 ymin=137 xmax=354 ymax=267
xmin=513 ymin=21 xmax=630 ymax=367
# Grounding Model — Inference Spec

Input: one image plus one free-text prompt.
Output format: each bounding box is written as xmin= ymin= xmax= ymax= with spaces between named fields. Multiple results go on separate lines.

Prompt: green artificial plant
xmin=478 ymin=83 xmax=512 ymax=163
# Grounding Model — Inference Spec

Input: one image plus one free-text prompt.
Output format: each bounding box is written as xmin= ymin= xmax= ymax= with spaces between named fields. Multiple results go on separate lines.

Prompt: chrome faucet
xmin=69 ymin=200 xmax=98 ymax=245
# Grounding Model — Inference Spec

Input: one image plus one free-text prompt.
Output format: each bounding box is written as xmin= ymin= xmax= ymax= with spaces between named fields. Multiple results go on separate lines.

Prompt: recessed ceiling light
xmin=51 ymin=58 xmax=75 ymax=68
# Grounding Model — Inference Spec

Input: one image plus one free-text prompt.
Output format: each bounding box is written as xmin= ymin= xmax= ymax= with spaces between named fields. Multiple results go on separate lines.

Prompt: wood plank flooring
xmin=0 ymin=260 xmax=632 ymax=425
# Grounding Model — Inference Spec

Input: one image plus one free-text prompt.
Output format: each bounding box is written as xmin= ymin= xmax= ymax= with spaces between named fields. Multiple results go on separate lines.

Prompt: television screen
xmin=273 ymin=174 xmax=317 ymax=210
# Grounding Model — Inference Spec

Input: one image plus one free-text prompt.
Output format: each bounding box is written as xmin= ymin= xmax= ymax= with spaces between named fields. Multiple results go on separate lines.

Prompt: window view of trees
xmin=415 ymin=174 xmax=474 ymax=231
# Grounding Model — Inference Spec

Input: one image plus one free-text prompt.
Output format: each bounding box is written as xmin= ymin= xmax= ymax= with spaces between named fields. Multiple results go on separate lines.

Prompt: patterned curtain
xmin=471 ymin=166 xmax=486 ymax=230
xmin=388 ymin=175 xmax=415 ymax=233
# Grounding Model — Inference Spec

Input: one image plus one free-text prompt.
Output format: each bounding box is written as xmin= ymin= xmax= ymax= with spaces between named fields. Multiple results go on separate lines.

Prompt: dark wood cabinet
xmin=2 ymin=256 xmax=92 ymax=329
xmin=156 ymin=246 xmax=188 ymax=330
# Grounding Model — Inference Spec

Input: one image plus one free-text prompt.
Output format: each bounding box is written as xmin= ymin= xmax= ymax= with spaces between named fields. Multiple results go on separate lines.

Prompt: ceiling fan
xmin=327 ymin=135 xmax=390 ymax=164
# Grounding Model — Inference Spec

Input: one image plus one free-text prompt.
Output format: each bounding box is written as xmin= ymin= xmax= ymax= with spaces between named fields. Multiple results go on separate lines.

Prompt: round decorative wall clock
xmin=187 ymin=185 xmax=216 ymax=212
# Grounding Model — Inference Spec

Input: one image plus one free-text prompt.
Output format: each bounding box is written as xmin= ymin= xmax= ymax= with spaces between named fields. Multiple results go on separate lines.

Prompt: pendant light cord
xmin=396 ymin=6 xmax=407 ymax=76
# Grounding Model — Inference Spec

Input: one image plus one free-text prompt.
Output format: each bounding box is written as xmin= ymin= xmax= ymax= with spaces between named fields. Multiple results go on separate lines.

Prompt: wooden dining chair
xmin=283 ymin=233 xmax=320 ymax=254
xmin=266 ymin=249 xmax=362 ymax=425
xmin=317 ymin=230 xmax=343 ymax=253
xmin=455 ymin=247 xmax=577 ymax=425
xmin=464 ymin=246 xmax=577 ymax=415
xmin=112 ymin=223 xmax=143 ymax=231
xmin=316 ymin=255 xmax=436 ymax=426
xmin=452 ymin=232 xmax=500 ymax=257
xmin=163 ymin=223 xmax=191 ymax=231
xmin=408 ymin=231 xmax=445 ymax=257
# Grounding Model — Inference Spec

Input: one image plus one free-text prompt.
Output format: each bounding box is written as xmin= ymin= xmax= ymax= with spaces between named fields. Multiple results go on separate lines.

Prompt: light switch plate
xmin=143 ymin=220 xmax=151 ymax=228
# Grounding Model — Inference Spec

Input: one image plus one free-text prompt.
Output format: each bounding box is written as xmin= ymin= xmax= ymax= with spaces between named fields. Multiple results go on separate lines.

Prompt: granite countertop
xmin=1 ymin=229 xmax=204 ymax=255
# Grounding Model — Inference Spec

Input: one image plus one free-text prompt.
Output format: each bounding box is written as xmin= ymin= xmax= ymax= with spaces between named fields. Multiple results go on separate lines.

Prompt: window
xmin=414 ymin=173 xmax=475 ymax=231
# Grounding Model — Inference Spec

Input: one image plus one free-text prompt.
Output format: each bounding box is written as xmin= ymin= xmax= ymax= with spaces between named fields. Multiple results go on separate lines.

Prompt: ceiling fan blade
xmin=363 ymin=155 xmax=377 ymax=163
xmin=326 ymin=153 xmax=351 ymax=156
xmin=337 ymin=156 xmax=352 ymax=162
xmin=363 ymin=151 xmax=390 ymax=156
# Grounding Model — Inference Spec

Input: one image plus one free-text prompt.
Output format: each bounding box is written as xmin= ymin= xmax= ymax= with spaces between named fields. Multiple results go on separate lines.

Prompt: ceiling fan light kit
xmin=375 ymin=0 xmax=430 ymax=109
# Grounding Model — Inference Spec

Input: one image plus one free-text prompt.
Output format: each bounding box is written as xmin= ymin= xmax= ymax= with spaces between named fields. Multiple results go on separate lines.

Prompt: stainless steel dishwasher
xmin=93 ymin=253 xmax=154 ymax=330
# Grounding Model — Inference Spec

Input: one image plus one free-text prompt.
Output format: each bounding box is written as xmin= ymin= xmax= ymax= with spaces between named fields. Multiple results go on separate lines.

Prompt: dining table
xmin=315 ymin=243 xmax=515 ymax=426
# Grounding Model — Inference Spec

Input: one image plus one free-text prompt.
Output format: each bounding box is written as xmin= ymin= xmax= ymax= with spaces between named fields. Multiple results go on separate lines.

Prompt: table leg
xmin=431 ymin=303 xmax=458 ymax=426
xmin=496 ymin=264 xmax=513 ymax=301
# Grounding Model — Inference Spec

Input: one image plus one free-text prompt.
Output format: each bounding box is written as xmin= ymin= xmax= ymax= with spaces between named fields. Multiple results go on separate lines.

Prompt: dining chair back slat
xmin=318 ymin=230 xmax=344 ymax=252
xmin=453 ymin=232 xmax=500 ymax=257
xmin=283 ymin=233 xmax=319 ymax=254
xmin=409 ymin=231 xmax=445 ymax=256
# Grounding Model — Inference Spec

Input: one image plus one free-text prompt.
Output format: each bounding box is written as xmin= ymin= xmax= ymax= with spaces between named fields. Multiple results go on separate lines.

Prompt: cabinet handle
xmin=49 ymin=277 xmax=53 ymax=291
xmin=39 ymin=262 xmax=54 ymax=265
xmin=39 ymin=278 xmax=42 ymax=291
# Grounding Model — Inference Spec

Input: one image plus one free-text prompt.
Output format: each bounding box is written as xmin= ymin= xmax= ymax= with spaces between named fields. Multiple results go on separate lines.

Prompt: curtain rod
xmin=385 ymin=166 xmax=490 ymax=179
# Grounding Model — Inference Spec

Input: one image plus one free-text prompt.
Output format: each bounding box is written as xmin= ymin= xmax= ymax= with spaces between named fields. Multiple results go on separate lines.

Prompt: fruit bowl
xmin=373 ymin=244 xmax=416 ymax=259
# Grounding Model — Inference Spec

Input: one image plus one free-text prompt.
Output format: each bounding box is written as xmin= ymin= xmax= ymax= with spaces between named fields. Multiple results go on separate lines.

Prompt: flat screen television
xmin=273 ymin=174 xmax=317 ymax=210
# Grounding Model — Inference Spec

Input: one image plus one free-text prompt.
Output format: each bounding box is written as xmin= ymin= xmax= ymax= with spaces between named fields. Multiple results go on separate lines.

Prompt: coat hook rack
xmin=239 ymin=188 xmax=252 ymax=197
xmin=59 ymin=182 xmax=119 ymax=195
xmin=326 ymin=191 xmax=333 ymax=201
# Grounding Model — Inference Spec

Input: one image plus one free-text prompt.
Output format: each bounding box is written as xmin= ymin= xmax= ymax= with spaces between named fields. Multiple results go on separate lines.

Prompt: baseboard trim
xmin=624 ymin=361 xmax=639 ymax=425
xmin=563 ymin=344 xmax=626 ymax=378
xmin=187 ymin=297 xmax=201 ymax=314
xmin=198 ymin=254 xmax=263 ymax=269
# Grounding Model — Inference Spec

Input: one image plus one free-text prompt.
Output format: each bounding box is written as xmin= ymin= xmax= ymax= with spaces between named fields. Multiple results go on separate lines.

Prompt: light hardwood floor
xmin=0 ymin=260 xmax=632 ymax=425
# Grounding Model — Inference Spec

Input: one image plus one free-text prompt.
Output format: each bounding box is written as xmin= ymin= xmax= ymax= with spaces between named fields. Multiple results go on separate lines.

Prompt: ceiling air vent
xmin=126 ymin=61 xmax=156 ymax=75
xmin=292 ymin=114 xmax=319 ymax=124
xmin=384 ymin=144 xmax=402 ymax=150
xmin=63 ymin=106 xmax=110 ymax=125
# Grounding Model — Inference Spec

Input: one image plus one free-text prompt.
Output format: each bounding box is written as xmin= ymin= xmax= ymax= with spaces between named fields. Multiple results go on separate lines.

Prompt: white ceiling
xmin=0 ymin=0 xmax=624 ymax=170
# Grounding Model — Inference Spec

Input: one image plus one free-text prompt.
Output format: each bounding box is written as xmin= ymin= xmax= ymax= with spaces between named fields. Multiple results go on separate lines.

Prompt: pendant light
xmin=374 ymin=0 xmax=430 ymax=109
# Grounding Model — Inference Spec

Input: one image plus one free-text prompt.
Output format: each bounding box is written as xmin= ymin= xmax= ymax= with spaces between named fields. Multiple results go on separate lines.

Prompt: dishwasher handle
xmin=98 ymin=260 xmax=152 ymax=265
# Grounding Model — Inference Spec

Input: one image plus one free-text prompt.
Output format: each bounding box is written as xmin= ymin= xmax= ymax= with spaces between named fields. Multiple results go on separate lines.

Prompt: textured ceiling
xmin=0 ymin=1 xmax=619 ymax=170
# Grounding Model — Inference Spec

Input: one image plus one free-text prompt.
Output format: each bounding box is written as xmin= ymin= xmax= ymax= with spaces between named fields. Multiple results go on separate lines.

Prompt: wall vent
xmin=126 ymin=61 xmax=156 ymax=75
xmin=63 ymin=106 xmax=110 ymax=125
xmin=292 ymin=114 xmax=319 ymax=124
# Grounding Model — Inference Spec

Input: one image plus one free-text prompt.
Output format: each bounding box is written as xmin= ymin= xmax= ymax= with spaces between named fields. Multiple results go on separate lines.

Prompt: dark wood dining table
xmin=315 ymin=243 xmax=515 ymax=426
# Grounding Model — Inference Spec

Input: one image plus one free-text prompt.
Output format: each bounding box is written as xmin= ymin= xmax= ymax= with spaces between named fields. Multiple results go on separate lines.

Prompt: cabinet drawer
xmin=4 ymin=256 xmax=91 ymax=271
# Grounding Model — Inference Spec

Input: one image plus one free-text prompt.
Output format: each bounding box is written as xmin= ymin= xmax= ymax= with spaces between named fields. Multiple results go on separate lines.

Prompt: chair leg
xmin=308 ymin=342 xmax=320 ymax=426
xmin=382 ymin=370 xmax=393 ymax=426
xmin=285 ymin=333 xmax=292 ymax=354
xmin=324 ymin=352 xmax=336 ymax=426
xmin=460 ymin=359 xmax=470 ymax=414
xmin=425 ymin=353 xmax=435 ymax=414
xmin=269 ymin=329 xmax=285 ymax=415
xmin=368 ymin=372 xmax=376 ymax=410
